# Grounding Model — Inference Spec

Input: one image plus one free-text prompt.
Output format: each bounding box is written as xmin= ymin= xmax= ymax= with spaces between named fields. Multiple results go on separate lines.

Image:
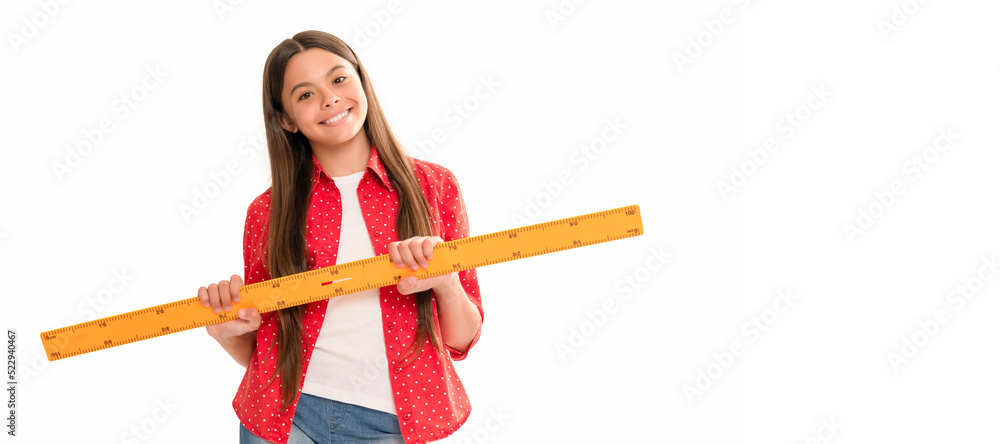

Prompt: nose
xmin=321 ymin=88 xmax=340 ymax=108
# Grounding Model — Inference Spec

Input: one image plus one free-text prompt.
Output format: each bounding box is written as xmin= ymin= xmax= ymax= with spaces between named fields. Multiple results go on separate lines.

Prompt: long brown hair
xmin=259 ymin=30 xmax=443 ymax=410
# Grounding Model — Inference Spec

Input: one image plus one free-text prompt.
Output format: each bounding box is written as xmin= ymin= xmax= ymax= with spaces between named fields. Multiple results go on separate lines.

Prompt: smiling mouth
xmin=320 ymin=108 xmax=352 ymax=125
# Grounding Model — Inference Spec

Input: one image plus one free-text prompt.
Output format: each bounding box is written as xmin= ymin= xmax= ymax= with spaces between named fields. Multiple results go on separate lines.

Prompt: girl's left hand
xmin=389 ymin=235 xmax=458 ymax=295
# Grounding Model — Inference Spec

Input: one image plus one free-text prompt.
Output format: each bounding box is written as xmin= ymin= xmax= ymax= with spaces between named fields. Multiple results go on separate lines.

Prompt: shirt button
xmin=364 ymin=193 xmax=371 ymax=199
xmin=374 ymin=231 xmax=381 ymax=237
xmin=394 ymin=367 xmax=402 ymax=374
xmin=388 ymin=322 xmax=395 ymax=330
xmin=403 ymin=413 xmax=410 ymax=421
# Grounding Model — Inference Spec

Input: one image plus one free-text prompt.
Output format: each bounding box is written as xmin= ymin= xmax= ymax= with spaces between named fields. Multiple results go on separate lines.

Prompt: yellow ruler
xmin=40 ymin=204 xmax=643 ymax=361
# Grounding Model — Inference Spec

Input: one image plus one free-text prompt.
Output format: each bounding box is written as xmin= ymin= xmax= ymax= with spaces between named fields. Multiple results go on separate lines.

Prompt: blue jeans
xmin=239 ymin=393 xmax=404 ymax=443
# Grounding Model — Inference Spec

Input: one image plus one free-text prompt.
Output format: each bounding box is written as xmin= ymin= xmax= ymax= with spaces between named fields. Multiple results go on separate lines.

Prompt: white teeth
xmin=322 ymin=109 xmax=350 ymax=124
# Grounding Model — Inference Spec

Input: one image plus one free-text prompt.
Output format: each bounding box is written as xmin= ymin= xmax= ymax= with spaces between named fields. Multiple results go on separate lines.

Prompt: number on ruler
xmin=40 ymin=204 xmax=643 ymax=362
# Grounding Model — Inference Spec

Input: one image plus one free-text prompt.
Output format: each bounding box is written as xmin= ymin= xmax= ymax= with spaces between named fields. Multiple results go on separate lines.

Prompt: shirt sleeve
xmin=243 ymin=197 xmax=272 ymax=323
xmin=437 ymin=169 xmax=484 ymax=361
xmin=243 ymin=200 xmax=270 ymax=285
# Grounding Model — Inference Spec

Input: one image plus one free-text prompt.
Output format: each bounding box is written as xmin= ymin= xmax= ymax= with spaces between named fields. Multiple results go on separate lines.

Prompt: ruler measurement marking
xmin=40 ymin=205 xmax=642 ymax=361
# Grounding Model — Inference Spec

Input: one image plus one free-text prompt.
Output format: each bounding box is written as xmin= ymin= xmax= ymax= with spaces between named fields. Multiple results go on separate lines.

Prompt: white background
xmin=2 ymin=0 xmax=999 ymax=442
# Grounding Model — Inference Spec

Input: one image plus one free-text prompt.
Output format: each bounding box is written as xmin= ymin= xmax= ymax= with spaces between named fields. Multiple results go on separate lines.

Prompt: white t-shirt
xmin=301 ymin=170 xmax=396 ymax=414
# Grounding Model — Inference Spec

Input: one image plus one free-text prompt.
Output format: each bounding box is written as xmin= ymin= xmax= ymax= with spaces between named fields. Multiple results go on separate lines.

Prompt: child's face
xmin=278 ymin=48 xmax=368 ymax=151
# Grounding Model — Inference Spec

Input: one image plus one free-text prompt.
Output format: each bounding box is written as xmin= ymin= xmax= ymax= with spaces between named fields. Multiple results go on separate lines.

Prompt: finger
xmin=397 ymin=275 xmax=417 ymax=295
xmin=208 ymin=283 xmax=222 ymax=314
xmin=397 ymin=240 xmax=418 ymax=270
xmin=198 ymin=286 xmax=210 ymax=308
xmin=249 ymin=308 xmax=261 ymax=329
xmin=423 ymin=236 xmax=442 ymax=261
xmin=407 ymin=238 xmax=428 ymax=269
xmin=218 ymin=280 xmax=233 ymax=312
xmin=238 ymin=308 xmax=261 ymax=330
xmin=388 ymin=241 xmax=403 ymax=268
xmin=230 ymin=274 xmax=243 ymax=303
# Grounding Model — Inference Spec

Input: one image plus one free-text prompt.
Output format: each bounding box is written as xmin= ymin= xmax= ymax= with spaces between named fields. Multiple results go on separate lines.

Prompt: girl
xmin=199 ymin=30 xmax=484 ymax=444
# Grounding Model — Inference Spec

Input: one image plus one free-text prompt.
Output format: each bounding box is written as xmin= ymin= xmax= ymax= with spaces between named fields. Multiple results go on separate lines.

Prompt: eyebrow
xmin=289 ymin=64 xmax=346 ymax=98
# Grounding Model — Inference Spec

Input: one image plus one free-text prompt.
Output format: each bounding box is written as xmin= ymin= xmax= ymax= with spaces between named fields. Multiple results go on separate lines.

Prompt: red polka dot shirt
xmin=234 ymin=145 xmax=484 ymax=444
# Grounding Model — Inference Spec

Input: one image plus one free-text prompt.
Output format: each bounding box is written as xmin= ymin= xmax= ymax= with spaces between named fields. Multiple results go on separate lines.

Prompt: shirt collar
xmin=310 ymin=142 xmax=390 ymax=188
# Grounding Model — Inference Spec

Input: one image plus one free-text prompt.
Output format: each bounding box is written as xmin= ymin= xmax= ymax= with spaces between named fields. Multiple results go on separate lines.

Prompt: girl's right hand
xmin=199 ymin=274 xmax=261 ymax=340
